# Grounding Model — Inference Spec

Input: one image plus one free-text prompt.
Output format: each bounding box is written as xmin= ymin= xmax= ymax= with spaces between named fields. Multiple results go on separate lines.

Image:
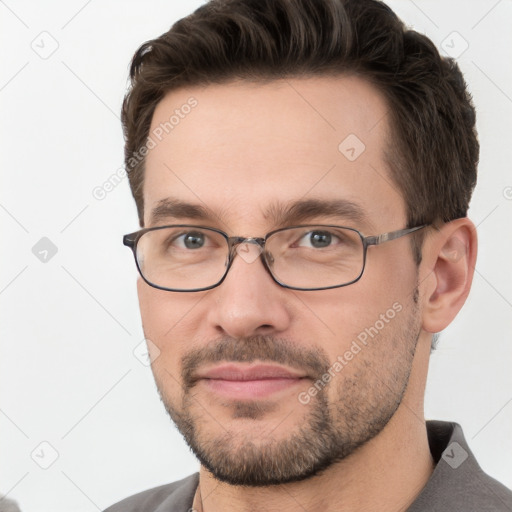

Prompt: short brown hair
xmin=121 ymin=0 xmax=479 ymax=258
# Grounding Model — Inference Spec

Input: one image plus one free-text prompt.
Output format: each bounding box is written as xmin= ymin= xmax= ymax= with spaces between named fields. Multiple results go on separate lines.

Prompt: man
xmin=105 ymin=0 xmax=512 ymax=510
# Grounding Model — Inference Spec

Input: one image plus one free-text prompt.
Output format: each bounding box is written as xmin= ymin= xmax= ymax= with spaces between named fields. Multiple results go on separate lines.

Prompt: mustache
xmin=181 ymin=335 xmax=330 ymax=388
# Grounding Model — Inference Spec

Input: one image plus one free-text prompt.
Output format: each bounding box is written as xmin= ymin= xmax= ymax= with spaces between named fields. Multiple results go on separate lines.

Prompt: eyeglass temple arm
xmin=365 ymin=225 xmax=426 ymax=247
xmin=123 ymin=233 xmax=139 ymax=247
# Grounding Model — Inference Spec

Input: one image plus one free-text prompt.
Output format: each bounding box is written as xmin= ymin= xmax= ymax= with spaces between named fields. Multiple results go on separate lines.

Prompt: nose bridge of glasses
xmin=228 ymin=236 xmax=266 ymax=265
xmin=227 ymin=236 xmax=264 ymax=250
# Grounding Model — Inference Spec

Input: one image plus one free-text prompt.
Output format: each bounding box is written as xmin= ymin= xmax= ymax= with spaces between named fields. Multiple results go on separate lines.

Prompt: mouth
xmin=195 ymin=363 xmax=309 ymax=400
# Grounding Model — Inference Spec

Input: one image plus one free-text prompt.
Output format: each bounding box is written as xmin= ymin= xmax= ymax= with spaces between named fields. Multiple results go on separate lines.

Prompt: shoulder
xmin=409 ymin=421 xmax=512 ymax=511
xmin=103 ymin=473 xmax=199 ymax=512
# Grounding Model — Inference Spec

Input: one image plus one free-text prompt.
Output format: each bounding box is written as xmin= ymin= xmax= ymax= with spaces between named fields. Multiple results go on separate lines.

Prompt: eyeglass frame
xmin=123 ymin=223 xmax=427 ymax=292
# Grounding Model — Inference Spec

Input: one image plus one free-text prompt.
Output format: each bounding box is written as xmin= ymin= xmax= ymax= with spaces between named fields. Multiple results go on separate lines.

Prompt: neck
xmin=195 ymin=335 xmax=434 ymax=512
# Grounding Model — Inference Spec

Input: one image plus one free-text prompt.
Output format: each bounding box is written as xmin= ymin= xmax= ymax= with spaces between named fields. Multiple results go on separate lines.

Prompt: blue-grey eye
xmin=298 ymin=231 xmax=335 ymax=248
xmin=183 ymin=232 xmax=205 ymax=249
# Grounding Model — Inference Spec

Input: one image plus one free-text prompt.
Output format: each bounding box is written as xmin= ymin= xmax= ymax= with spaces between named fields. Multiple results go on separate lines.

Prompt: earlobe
xmin=422 ymin=219 xmax=478 ymax=334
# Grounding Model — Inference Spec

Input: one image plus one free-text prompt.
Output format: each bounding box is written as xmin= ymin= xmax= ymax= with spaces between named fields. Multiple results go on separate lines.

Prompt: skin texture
xmin=136 ymin=76 xmax=477 ymax=512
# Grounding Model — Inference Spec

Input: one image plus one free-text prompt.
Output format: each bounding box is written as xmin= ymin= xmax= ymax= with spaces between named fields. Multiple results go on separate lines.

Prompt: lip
xmin=197 ymin=363 xmax=306 ymax=381
xmin=196 ymin=363 xmax=308 ymax=400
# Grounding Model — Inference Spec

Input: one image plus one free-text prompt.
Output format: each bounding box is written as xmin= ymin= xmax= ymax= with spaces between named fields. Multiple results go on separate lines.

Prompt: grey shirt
xmin=104 ymin=421 xmax=512 ymax=511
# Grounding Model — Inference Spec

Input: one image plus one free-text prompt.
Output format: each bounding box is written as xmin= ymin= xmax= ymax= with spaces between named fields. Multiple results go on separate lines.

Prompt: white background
xmin=1 ymin=1 xmax=511 ymax=510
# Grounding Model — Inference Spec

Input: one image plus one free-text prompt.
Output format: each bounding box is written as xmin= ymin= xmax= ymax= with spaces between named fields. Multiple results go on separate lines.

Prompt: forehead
xmin=143 ymin=75 xmax=406 ymax=231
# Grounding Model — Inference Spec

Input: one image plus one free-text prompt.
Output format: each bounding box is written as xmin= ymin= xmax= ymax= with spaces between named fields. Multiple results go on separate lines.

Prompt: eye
xmin=297 ymin=230 xmax=340 ymax=249
xmin=173 ymin=231 xmax=207 ymax=249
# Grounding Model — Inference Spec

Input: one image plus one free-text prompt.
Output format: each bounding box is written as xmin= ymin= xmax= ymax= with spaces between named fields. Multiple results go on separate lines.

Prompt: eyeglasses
xmin=123 ymin=224 xmax=426 ymax=292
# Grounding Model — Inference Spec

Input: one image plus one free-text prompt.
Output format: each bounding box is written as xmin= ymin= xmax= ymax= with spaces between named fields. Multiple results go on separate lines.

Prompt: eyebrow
xmin=264 ymin=198 xmax=370 ymax=229
xmin=149 ymin=197 xmax=371 ymax=230
xmin=150 ymin=198 xmax=213 ymax=225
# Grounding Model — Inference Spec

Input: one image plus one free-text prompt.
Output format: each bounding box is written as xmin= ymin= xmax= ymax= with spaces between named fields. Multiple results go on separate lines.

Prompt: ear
xmin=420 ymin=218 xmax=478 ymax=334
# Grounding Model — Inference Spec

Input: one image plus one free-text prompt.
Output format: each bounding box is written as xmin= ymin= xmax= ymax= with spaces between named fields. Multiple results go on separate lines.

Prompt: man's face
xmin=138 ymin=76 xmax=422 ymax=486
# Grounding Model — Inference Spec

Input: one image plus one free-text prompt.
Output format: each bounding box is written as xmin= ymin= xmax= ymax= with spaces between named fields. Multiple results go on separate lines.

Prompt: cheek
xmin=136 ymin=279 xmax=189 ymax=359
xmin=361 ymin=244 xmax=418 ymax=312
xmin=303 ymin=262 xmax=415 ymax=354
xmin=137 ymin=278 xmax=167 ymax=337
xmin=137 ymin=279 xmax=188 ymax=392
xmin=137 ymin=278 xmax=191 ymax=336
xmin=306 ymin=277 xmax=418 ymax=404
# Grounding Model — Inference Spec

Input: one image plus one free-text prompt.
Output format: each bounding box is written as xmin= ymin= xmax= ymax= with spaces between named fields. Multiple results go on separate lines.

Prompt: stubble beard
xmin=153 ymin=297 xmax=421 ymax=487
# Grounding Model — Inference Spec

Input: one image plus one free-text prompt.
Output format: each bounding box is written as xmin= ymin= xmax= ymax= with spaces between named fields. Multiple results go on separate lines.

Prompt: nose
xmin=205 ymin=241 xmax=292 ymax=339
